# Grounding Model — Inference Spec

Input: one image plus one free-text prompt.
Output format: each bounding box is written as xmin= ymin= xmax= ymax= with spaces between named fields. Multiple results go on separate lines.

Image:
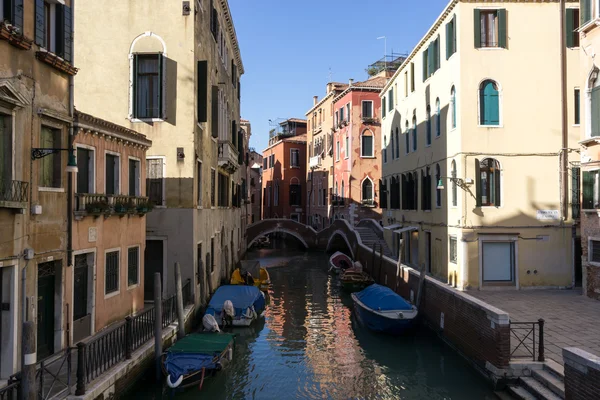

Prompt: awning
xmin=384 ymin=223 xmax=402 ymax=231
xmin=393 ymin=226 xmax=419 ymax=234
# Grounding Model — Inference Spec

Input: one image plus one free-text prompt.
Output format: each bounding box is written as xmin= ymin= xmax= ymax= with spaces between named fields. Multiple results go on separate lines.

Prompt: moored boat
xmin=329 ymin=251 xmax=353 ymax=274
xmin=340 ymin=268 xmax=375 ymax=292
xmin=351 ymin=284 xmax=418 ymax=335
xmin=205 ymin=285 xmax=266 ymax=327
xmin=231 ymin=260 xmax=271 ymax=292
xmin=162 ymin=332 xmax=235 ymax=391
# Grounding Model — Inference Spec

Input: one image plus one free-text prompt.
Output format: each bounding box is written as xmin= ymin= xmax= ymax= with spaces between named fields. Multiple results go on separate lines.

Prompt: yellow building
xmin=381 ymin=0 xmax=581 ymax=290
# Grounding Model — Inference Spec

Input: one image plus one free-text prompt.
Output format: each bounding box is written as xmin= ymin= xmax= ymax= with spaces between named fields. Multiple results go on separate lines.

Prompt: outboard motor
xmin=202 ymin=314 xmax=220 ymax=332
xmin=222 ymin=300 xmax=235 ymax=328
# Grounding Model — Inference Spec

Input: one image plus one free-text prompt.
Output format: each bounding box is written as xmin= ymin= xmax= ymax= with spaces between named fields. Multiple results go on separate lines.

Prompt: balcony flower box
xmin=136 ymin=200 xmax=154 ymax=215
xmin=85 ymin=200 xmax=110 ymax=216
xmin=114 ymin=203 xmax=128 ymax=214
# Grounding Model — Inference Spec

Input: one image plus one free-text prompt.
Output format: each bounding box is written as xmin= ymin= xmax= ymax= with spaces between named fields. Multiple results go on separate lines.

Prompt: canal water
xmin=123 ymin=245 xmax=496 ymax=399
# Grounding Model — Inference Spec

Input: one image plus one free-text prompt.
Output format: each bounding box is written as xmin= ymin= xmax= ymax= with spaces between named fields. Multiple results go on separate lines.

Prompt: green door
xmin=37 ymin=263 xmax=56 ymax=359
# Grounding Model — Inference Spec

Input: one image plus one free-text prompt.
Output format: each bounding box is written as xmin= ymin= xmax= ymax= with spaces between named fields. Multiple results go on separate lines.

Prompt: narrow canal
xmin=123 ymin=243 xmax=497 ymax=399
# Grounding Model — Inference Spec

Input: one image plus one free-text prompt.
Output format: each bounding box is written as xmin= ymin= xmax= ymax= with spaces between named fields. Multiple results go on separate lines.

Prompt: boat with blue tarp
xmin=205 ymin=285 xmax=266 ymax=327
xmin=351 ymin=284 xmax=418 ymax=334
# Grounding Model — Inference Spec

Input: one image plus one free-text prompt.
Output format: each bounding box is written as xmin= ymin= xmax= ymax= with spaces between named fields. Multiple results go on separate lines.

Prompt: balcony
xmin=361 ymin=199 xmax=377 ymax=208
xmin=309 ymin=155 xmax=322 ymax=169
xmin=361 ymin=115 xmax=379 ymax=124
xmin=74 ymin=193 xmax=151 ymax=220
xmin=218 ymin=140 xmax=239 ymax=173
xmin=0 ymin=180 xmax=29 ymax=209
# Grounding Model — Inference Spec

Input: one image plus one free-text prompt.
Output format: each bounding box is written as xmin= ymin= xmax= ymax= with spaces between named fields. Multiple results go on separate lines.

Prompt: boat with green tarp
xmin=162 ymin=332 xmax=235 ymax=391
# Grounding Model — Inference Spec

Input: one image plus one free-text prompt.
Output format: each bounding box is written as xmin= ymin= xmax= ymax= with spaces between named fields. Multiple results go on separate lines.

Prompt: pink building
xmin=331 ymin=77 xmax=386 ymax=224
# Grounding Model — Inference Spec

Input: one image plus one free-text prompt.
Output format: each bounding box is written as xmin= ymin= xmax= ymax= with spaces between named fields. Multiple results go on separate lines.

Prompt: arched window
xmin=435 ymin=98 xmax=441 ymax=137
xmin=361 ymin=130 xmax=374 ymax=157
xmin=362 ymin=177 xmax=373 ymax=204
xmin=412 ymin=114 xmax=417 ymax=152
xmin=451 ymin=160 xmax=457 ymax=207
xmin=476 ymin=158 xmax=501 ymax=207
xmin=426 ymin=105 xmax=432 ymax=146
xmin=479 ymin=80 xmax=500 ymax=126
xmin=384 ymin=134 xmax=388 ymax=163
xmin=451 ymin=86 xmax=456 ymax=129
xmin=130 ymin=32 xmax=167 ymax=120
xmin=395 ymin=127 xmax=400 ymax=158
xmin=435 ymin=164 xmax=442 ymax=207
xmin=405 ymin=121 xmax=409 ymax=154
xmin=289 ymin=177 xmax=301 ymax=206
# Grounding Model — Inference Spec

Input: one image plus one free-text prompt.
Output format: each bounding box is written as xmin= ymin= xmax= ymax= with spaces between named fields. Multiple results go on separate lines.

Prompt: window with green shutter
xmin=566 ymin=9 xmax=580 ymax=48
xmin=582 ymin=170 xmax=599 ymax=209
xmin=133 ymin=54 xmax=164 ymax=119
xmin=446 ymin=14 xmax=456 ymax=59
xmin=474 ymin=9 xmax=507 ymax=49
xmin=197 ymin=61 xmax=208 ymax=123
xmin=572 ymin=167 xmax=580 ymax=219
xmin=581 ymin=0 xmax=591 ymax=26
xmin=592 ymin=87 xmax=600 ymax=136
xmin=575 ymin=88 xmax=581 ymax=125
xmin=479 ymin=80 xmax=500 ymax=126
xmin=422 ymin=48 xmax=428 ymax=81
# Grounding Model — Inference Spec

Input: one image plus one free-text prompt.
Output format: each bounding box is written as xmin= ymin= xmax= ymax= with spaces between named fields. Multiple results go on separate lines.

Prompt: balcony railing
xmin=309 ymin=155 xmax=322 ymax=169
xmin=0 ymin=180 xmax=29 ymax=208
xmin=361 ymin=115 xmax=379 ymax=124
xmin=75 ymin=194 xmax=151 ymax=218
xmin=361 ymin=199 xmax=376 ymax=207
xmin=218 ymin=140 xmax=239 ymax=173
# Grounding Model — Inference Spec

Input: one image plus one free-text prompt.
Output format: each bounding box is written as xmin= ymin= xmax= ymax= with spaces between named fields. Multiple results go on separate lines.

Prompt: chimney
xmin=349 ymin=79 xmax=354 ymax=86
xmin=313 ymin=96 xmax=318 ymax=105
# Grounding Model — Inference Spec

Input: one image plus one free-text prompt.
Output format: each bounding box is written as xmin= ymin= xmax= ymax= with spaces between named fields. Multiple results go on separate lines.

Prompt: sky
xmin=228 ymin=0 xmax=451 ymax=152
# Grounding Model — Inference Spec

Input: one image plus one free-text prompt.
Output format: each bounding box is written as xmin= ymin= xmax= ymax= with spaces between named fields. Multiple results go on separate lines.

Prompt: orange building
xmin=262 ymin=119 xmax=307 ymax=221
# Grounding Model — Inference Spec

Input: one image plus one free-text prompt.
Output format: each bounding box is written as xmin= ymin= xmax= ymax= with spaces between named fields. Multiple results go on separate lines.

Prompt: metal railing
xmin=510 ymin=319 xmax=545 ymax=362
xmin=0 ymin=180 xmax=28 ymax=203
xmin=0 ymin=376 xmax=20 ymax=400
xmin=75 ymin=194 xmax=150 ymax=214
xmin=83 ymin=324 xmax=126 ymax=383
xmin=37 ymin=347 xmax=73 ymax=400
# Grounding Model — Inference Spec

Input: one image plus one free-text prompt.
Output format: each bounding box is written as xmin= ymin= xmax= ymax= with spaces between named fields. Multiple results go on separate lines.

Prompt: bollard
xmin=174 ymin=263 xmax=186 ymax=339
xmin=75 ymin=342 xmax=86 ymax=395
xmin=538 ymin=318 xmax=545 ymax=362
xmin=154 ymin=272 xmax=163 ymax=381
xmin=21 ymin=321 xmax=37 ymax=400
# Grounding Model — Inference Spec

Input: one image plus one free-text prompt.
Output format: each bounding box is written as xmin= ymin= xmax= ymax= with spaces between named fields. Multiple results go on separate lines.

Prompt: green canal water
xmin=122 ymin=246 xmax=497 ymax=399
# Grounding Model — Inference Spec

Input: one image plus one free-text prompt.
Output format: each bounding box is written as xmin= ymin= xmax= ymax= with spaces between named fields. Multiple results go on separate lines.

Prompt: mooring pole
xmin=21 ymin=321 xmax=37 ymax=400
xmin=174 ymin=262 xmax=186 ymax=339
xmin=153 ymin=272 xmax=163 ymax=381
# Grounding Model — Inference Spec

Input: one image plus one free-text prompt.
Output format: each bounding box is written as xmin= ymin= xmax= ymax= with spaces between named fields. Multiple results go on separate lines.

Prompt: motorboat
xmin=340 ymin=268 xmax=375 ymax=292
xmin=231 ymin=260 xmax=271 ymax=292
xmin=205 ymin=285 xmax=266 ymax=327
xmin=328 ymin=251 xmax=353 ymax=274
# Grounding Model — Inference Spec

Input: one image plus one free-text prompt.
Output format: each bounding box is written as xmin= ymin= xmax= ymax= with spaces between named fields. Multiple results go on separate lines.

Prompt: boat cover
xmin=206 ymin=285 xmax=265 ymax=317
xmin=354 ymin=284 xmax=413 ymax=311
xmin=164 ymin=333 xmax=234 ymax=380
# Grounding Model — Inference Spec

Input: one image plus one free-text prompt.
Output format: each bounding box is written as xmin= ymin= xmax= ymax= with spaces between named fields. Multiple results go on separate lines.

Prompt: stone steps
xmin=507 ymin=361 xmax=565 ymax=400
xmin=354 ymin=227 xmax=395 ymax=259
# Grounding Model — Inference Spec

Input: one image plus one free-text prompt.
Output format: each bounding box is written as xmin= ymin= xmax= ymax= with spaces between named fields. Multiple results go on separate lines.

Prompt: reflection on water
xmin=122 ymin=246 xmax=496 ymax=400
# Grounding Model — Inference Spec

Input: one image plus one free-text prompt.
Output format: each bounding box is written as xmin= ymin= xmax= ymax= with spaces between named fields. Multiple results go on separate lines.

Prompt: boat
xmin=231 ymin=260 xmax=271 ymax=292
xmin=205 ymin=285 xmax=266 ymax=327
xmin=329 ymin=251 xmax=353 ymax=274
xmin=340 ymin=268 xmax=375 ymax=292
xmin=162 ymin=332 xmax=235 ymax=391
xmin=351 ymin=284 xmax=418 ymax=335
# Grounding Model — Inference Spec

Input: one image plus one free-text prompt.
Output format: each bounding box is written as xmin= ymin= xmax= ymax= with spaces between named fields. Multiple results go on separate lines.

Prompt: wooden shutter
xmin=422 ymin=50 xmax=427 ymax=81
xmin=211 ymin=86 xmax=218 ymax=138
xmin=132 ymin=54 xmax=139 ymax=118
xmin=63 ymin=5 xmax=72 ymax=62
xmin=446 ymin=20 xmax=452 ymax=60
xmin=475 ymin=159 xmax=482 ymax=207
xmin=238 ymin=80 xmax=241 ymax=100
xmin=436 ymin=35 xmax=441 ymax=70
xmin=473 ymin=9 xmax=481 ymax=49
xmin=581 ymin=0 xmax=591 ymax=25
xmin=197 ymin=61 xmax=208 ymax=122
xmin=428 ymin=41 xmax=434 ymax=76
xmin=572 ymin=167 xmax=580 ymax=219
xmin=592 ymin=87 xmax=600 ymax=136
xmin=158 ymin=54 xmax=165 ymax=119
xmin=582 ymin=171 xmax=594 ymax=209
xmin=498 ymin=9 xmax=507 ymax=49
xmin=566 ymin=8 xmax=574 ymax=48
xmin=13 ymin=0 xmax=24 ymax=30
xmin=35 ymin=0 xmax=45 ymax=46
xmin=494 ymin=165 xmax=501 ymax=206
xmin=452 ymin=15 xmax=457 ymax=55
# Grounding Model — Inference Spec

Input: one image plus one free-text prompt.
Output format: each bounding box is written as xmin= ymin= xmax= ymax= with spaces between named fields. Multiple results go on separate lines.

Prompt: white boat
xmin=328 ymin=251 xmax=353 ymax=274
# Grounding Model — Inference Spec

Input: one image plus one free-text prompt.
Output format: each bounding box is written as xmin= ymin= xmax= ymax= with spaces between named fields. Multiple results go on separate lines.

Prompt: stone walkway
xmin=468 ymin=289 xmax=600 ymax=365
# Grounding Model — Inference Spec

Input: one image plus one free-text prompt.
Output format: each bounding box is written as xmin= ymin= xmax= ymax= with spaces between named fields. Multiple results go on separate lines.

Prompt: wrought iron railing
xmin=75 ymin=194 xmax=150 ymax=215
xmin=130 ymin=308 xmax=155 ymax=351
xmin=0 ymin=376 xmax=20 ymax=400
xmin=83 ymin=323 xmax=127 ymax=383
xmin=0 ymin=180 xmax=28 ymax=203
xmin=510 ymin=319 xmax=545 ymax=362
xmin=37 ymin=347 xmax=73 ymax=400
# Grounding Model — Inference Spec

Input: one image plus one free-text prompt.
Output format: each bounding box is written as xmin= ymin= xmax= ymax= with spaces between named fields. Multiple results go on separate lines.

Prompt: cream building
xmin=381 ymin=0 xmax=581 ymax=290
xmin=74 ymin=0 xmax=245 ymax=306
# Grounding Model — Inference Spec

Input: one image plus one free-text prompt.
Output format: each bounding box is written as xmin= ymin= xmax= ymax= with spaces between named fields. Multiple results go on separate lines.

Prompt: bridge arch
xmin=247 ymin=228 xmax=309 ymax=249
xmin=246 ymin=219 xmax=317 ymax=249
xmin=325 ymin=230 xmax=355 ymax=259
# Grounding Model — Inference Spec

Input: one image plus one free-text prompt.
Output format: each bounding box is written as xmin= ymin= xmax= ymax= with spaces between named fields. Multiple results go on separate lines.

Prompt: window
xmin=388 ymin=88 xmax=394 ymax=111
xmin=105 ymin=153 xmax=120 ymax=195
xmin=581 ymin=0 xmax=592 ymax=25
xmin=426 ymin=106 xmax=432 ymax=146
xmin=435 ymin=98 xmax=441 ymax=137
xmin=575 ymin=88 xmax=581 ymax=125
xmin=474 ymin=9 xmax=507 ymax=49
xmin=423 ymin=36 xmax=441 ymax=81
xmin=270 ymin=154 xmax=275 ymax=168
xmin=34 ymin=0 xmax=72 ymax=61
xmin=362 ymin=101 xmax=373 ymax=118
xmin=290 ymin=149 xmax=300 ymax=168
xmin=127 ymin=247 xmax=139 ymax=286
xmin=274 ymin=182 xmax=279 ymax=206
xmin=411 ymin=115 xmax=417 ymax=152
xmin=449 ymin=236 xmax=457 ymax=264
xmin=76 ymin=147 xmax=94 ymax=194
xmin=421 ymin=168 xmax=432 ymax=211
xmin=590 ymin=239 xmax=600 ymax=263
xmin=197 ymin=160 xmax=202 ymax=205
xmin=39 ymin=126 xmax=61 ymax=188
xmin=361 ymin=132 xmax=374 ymax=157
xmin=582 ymin=170 xmax=600 ymax=209
xmin=210 ymin=237 xmax=215 ymax=273
xmin=133 ymin=54 xmax=163 ymax=119
xmin=1 ymin=0 xmax=23 ymax=30
xmin=336 ymin=141 xmax=340 ymax=161
xmin=105 ymin=250 xmax=119 ymax=295
xmin=410 ymin=62 xmax=415 ymax=92
xmin=335 ymin=110 xmax=339 ymax=126
xmin=404 ymin=72 xmax=408 ymax=97
xmin=197 ymin=61 xmax=208 ymax=122
xmin=0 ymin=114 xmax=12 ymax=188
xmin=405 ymin=121 xmax=410 ymax=154
xmin=395 ymin=127 xmax=400 ymax=158
xmin=346 ymin=103 xmax=350 ymax=121
xmin=380 ymin=179 xmax=388 ymax=209
xmin=572 ymin=167 xmax=580 ymax=219
xmin=340 ymin=106 xmax=345 ymax=123
xmin=129 ymin=158 xmax=140 ymax=196
xmin=218 ymin=172 xmax=229 ymax=207
xmin=147 ymin=158 xmax=164 ymax=206
xmin=263 ymin=158 xmax=267 ymax=170
xmin=476 ymin=158 xmax=501 ymax=207
xmin=451 ymin=160 xmax=458 ymax=207
xmin=382 ymin=99 xmax=386 ymax=118
xmin=451 ymin=86 xmax=457 ymax=129
xmin=383 ymin=135 xmax=387 ymax=163
xmin=435 ymin=164 xmax=442 ymax=207
xmin=566 ymin=9 xmax=580 ymax=48
xmin=289 ymin=183 xmax=301 ymax=206
xmin=446 ymin=14 xmax=457 ymax=59
xmin=362 ymin=177 xmax=373 ymax=203
xmin=480 ymin=80 xmax=500 ymax=126
xmin=422 ymin=47 xmax=428 ymax=82
xmin=196 ymin=243 xmax=203 ymax=284
xmin=210 ymin=168 xmax=216 ymax=206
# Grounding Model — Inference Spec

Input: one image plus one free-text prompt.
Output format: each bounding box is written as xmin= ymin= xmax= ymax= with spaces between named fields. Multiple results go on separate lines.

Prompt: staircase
xmin=506 ymin=360 xmax=565 ymax=400
xmin=355 ymin=226 xmax=395 ymax=259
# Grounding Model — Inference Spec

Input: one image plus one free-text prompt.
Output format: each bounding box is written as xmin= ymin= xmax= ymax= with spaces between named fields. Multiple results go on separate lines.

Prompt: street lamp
xmin=437 ymin=176 xmax=472 ymax=190
xmin=31 ymin=147 xmax=78 ymax=173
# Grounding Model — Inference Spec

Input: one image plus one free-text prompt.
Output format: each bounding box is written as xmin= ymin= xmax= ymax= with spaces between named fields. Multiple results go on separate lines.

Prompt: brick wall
xmin=581 ymin=213 xmax=600 ymax=300
xmin=563 ymin=348 xmax=600 ymax=400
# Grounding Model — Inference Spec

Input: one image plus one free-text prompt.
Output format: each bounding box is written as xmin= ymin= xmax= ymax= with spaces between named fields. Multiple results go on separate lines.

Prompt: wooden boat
xmin=340 ymin=268 xmax=375 ymax=292
xmin=205 ymin=285 xmax=266 ymax=327
xmin=351 ymin=284 xmax=418 ymax=335
xmin=231 ymin=260 xmax=271 ymax=292
xmin=162 ymin=332 xmax=235 ymax=391
xmin=329 ymin=251 xmax=353 ymax=274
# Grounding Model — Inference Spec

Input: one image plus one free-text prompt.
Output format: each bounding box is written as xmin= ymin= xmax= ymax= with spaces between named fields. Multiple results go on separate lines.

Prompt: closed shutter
xmin=197 ymin=61 xmax=208 ymax=122
xmin=498 ymin=9 xmax=507 ymax=49
xmin=494 ymin=167 xmax=501 ymax=206
xmin=422 ymin=50 xmax=427 ymax=81
xmin=592 ymin=87 xmax=600 ymax=136
xmin=474 ymin=9 xmax=481 ymax=48
xmin=35 ymin=0 xmax=45 ymax=46
xmin=436 ymin=35 xmax=441 ymax=70
xmin=211 ymin=86 xmax=218 ymax=138
xmin=428 ymin=41 xmax=434 ymax=77
xmin=63 ymin=5 xmax=72 ymax=62
xmin=14 ymin=0 xmax=24 ymax=30
xmin=158 ymin=55 xmax=164 ymax=119
xmin=581 ymin=0 xmax=591 ymax=25
xmin=566 ymin=8 xmax=575 ymax=48
xmin=572 ymin=167 xmax=581 ymax=219
xmin=446 ymin=20 xmax=452 ymax=60
xmin=452 ymin=15 xmax=457 ymax=54
xmin=582 ymin=171 xmax=594 ymax=209
xmin=475 ymin=159 xmax=482 ymax=207
xmin=238 ymin=80 xmax=241 ymax=100
xmin=132 ymin=55 xmax=139 ymax=118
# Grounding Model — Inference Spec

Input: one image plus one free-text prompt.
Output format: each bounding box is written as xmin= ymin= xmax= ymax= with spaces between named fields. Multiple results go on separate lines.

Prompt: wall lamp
xmin=31 ymin=147 xmax=78 ymax=173
xmin=436 ymin=176 xmax=473 ymax=190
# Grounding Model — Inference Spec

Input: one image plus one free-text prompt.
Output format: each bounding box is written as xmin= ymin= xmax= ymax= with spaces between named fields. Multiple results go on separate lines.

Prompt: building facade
xmin=381 ymin=0 xmax=581 ymax=290
xmin=71 ymin=111 xmax=151 ymax=343
xmin=74 ymin=0 xmax=245 ymax=306
xmin=248 ymin=149 xmax=263 ymax=224
xmin=332 ymin=77 xmax=386 ymax=225
xmin=1 ymin=0 xmax=76 ymax=376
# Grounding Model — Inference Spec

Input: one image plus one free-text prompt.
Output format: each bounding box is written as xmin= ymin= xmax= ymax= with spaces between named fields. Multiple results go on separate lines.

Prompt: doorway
xmin=73 ymin=253 xmax=93 ymax=343
xmin=37 ymin=261 xmax=56 ymax=359
xmin=144 ymin=240 xmax=164 ymax=301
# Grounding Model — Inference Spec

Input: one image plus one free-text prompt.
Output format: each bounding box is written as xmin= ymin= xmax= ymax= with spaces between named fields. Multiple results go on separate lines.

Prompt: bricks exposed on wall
xmin=563 ymin=348 xmax=600 ymax=400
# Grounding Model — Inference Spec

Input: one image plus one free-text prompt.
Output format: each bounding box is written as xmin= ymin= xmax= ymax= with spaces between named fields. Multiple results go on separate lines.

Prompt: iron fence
xmin=83 ymin=323 xmax=126 ymax=383
xmin=130 ymin=307 xmax=155 ymax=351
xmin=0 ymin=180 xmax=28 ymax=203
xmin=0 ymin=376 xmax=20 ymax=400
xmin=510 ymin=319 xmax=545 ymax=362
xmin=37 ymin=347 xmax=73 ymax=400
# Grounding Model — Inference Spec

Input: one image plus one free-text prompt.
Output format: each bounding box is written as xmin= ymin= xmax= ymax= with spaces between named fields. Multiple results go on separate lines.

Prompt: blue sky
xmin=228 ymin=0 xmax=450 ymax=152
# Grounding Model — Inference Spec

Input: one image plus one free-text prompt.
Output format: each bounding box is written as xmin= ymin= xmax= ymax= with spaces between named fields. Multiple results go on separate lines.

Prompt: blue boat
xmin=351 ymin=284 xmax=418 ymax=335
xmin=205 ymin=285 xmax=266 ymax=327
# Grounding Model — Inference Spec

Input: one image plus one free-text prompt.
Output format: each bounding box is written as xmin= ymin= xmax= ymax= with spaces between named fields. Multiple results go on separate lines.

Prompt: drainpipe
xmin=559 ymin=0 xmax=568 ymax=221
xmin=67 ymin=0 xmax=75 ymax=270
